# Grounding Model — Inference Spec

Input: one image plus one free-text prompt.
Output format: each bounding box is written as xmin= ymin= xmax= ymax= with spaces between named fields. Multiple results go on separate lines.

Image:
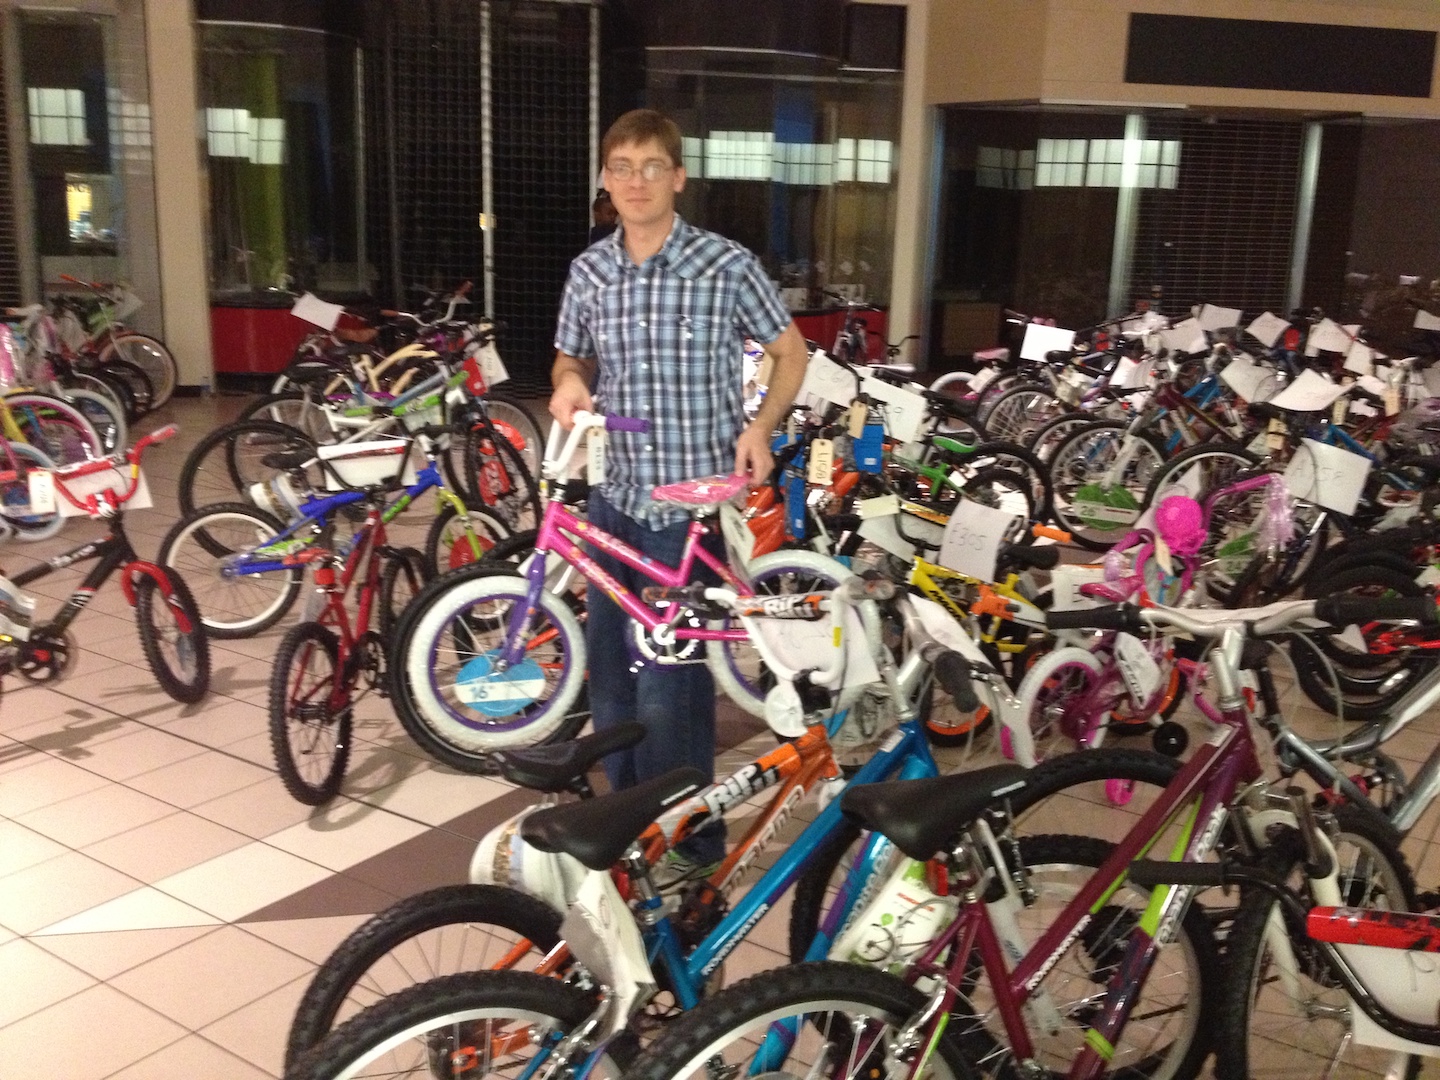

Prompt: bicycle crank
xmin=16 ymin=631 xmax=78 ymax=683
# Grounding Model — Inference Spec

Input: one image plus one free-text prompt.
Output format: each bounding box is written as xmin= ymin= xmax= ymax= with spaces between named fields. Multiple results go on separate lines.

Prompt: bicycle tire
xmin=269 ymin=621 xmax=351 ymax=805
xmin=157 ymin=502 xmax=302 ymax=638
xmin=1143 ymin=442 xmax=1259 ymax=508
xmin=0 ymin=442 xmax=63 ymax=541
xmin=968 ymin=439 xmax=1056 ymax=523
xmin=393 ymin=568 xmax=587 ymax=770
xmin=238 ymin=390 xmax=337 ymax=444
xmin=93 ymin=356 xmax=154 ymax=416
xmin=282 ymin=883 xmax=565 ymax=1070
xmin=4 ymin=391 xmax=103 ymax=465
xmin=623 ymin=961 xmax=978 ymax=1080
xmin=285 ymin=970 xmax=634 ymax=1080
xmin=87 ymin=366 xmax=140 ymax=424
xmin=422 ymin=498 xmax=511 ymax=576
xmin=60 ymin=387 xmax=125 ymax=455
xmin=100 ymin=332 xmax=177 ymax=408
xmin=1213 ymin=814 xmax=1418 ymax=1080
xmin=1048 ymin=420 xmax=1163 ymax=550
xmin=379 ymin=545 xmax=426 ymax=645
xmin=479 ymin=389 xmax=544 ymax=479
xmin=133 ymin=572 xmax=211 ymax=704
xmin=983 ymin=383 xmax=1066 ymax=444
xmin=461 ymin=415 xmax=541 ymax=532
xmin=1027 ymin=412 xmax=1096 ymax=464
xmin=957 ymin=466 xmax=1036 ymax=527
xmin=177 ymin=418 xmax=318 ymax=517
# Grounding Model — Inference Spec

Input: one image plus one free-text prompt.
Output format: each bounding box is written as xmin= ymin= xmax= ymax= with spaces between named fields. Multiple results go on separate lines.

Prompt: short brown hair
xmin=601 ymin=109 xmax=683 ymax=169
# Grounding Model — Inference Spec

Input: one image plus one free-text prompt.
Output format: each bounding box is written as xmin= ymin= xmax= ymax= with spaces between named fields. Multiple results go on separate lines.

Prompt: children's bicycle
xmin=2 ymin=425 xmax=209 ymax=703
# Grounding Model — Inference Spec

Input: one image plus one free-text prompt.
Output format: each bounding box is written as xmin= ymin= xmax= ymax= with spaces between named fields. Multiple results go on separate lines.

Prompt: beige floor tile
xmin=0 ymin=753 xmax=112 ymax=817
xmin=335 ymin=742 xmax=436 ymax=800
xmin=125 ymin=746 xmax=273 ymax=807
xmin=34 ymin=885 xmax=223 ymax=935
xmin=351 ymin=764 xmax=511 ymax=825
xmin=223 ymin=729 xmax=282 ymax=768
xmin=50 ymin=723 xmax=207 ymax=783
xmin=81 ymin=808 xmax=251 ymax=882
xmin=0 ymin=851 xmax=145 ymax=934
xmin=106 ymin=1032 xmax=275 ymax=1080
xmin=205 ymin=655 xmax=275 ymax=704
xmin=110 ymin=924 xmax=311 ymax=1031
xmin=151 ymin=841 xmax=334 ymax=922
xmin=0 ymin=818 xmax=70 ymax=877
xmin=265 ymin=808 xmax=429 ymax=872
xmin=1 ymin=698 xmax=132 ymax=756
xmin=0 ymin=982 xmax=188 ymax=1078
xmin=160 ymin=694 xmax=268 ymax=749
xmin=15 ymin=783 xmax=176 ymax=848
xmin=199 ymin=972 xmax=310 ymax=1077
xmin=31 ymin=924 xmax=216 ymax=981
xmin=0 ymin=938 xmax=97 ymax=1026
xmin=190 ymin=774 xmax=329 ymax=839
xmin=240 ymin=912 xmax=370 ymax=965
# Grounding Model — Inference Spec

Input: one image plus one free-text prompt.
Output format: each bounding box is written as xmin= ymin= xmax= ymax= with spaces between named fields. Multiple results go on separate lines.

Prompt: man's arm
xmin=734 ymin=322 xmax=808 ymax=483
xmin=549 ymin=350 xmax=597 ymax=428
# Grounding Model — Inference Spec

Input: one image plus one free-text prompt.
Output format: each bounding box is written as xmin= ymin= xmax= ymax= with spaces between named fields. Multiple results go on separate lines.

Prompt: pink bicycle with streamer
xmin=388 ymin=411 xmax=864 ymax=772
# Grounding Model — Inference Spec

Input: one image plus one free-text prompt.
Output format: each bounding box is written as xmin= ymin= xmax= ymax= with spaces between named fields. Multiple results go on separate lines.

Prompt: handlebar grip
xmin=1032 ymin=524 xmax=1072 ymax=543
xmin=1127 ymin=860 xmax=1228 ymax=889
xmin=606 ymin=416 xmax=651 ymax=434
xmin=0 ymin=470 xmax=17 ymax=485
xmin=143 ymin=424 xmax=179 ymax=447
xmin=932 ymin=651 xmax=981 ymax=713
xmin=1314 ymin=594 xmax=1438 ymax=628
xmin=1046 ymin=604 xmax=1143 ymax=634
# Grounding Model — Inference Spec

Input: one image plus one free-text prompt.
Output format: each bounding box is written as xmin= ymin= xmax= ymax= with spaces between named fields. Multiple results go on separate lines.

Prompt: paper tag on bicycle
xmin=1282 ymin=438 xmax=1370 ymax=516
xmin=1385 ymin=387 xmax=1401 ymax=416
xmin=54 ymin=466 xmax=151 ymax=518
xmin=857 ymin=513 xmax=915 ymax=560
xmin=1050 ymin=564 xmax=1108 ymax=612
xmin=1332 ymin=397 xmax=1348 ymax=424
xmin=1269 ymin=370 xmax=1345 ymax=412
xmin=970 ymin=366 xmax=998 ymax=392
xmin=1220 ymin=357 xmax=1271 ymax=402
xmin=1115 ymin=632 xmax=1161 ymax=707
xmin=474 ymin=341 xmax=509 ymax=387
xmin=799 ymin=350 xmax=858 ymax=409
xmin=1019 ymin=323 xmax=1075 ymax=362
xmin=290 ymin=291 xmax=344 ymax=331
xmin=1264 ymin=418 xmax=1285 ymax=452
xmin=586 ymin=427 xmax=606 ymax=485
xmin=857 ymin=494 xmax=899 ymax=519
xmin=848 ymin=401 xmax=867 ymax=438
xmin=751 ymin=605 xmax=878 ymax=690
xmin=807 ymin=439 xmax=834 ymax=484
xmin=938 ymin=499 xmax=1016 ymax=582
xmin=25 ymin=470 xmax=54 ymax=515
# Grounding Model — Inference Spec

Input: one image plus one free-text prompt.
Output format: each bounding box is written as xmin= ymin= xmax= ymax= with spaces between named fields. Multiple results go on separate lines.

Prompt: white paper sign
xmin=1343 ymin=340 xmax=1379 ymax=375
xmin=1161 ymin=318 xmax=1206 ymax=355
xmin=1305 ymin=318 xmax=1354 ymax=356
xmin=54 ymin=466 xmax=153 ymax=517
xmin=1245 ymin=312 xmax=1290 ymax=349
xmin=1197 ymin=304 xmax=1243 ymax=332
xmin=1220 ymin=356 xmax=1272 ymax=402
xmin=473 ymin=341 xmax=509 ymax=386
xmin=1019 ymin=324 xmax=1076 ymax=362
xmin=856 ymin=513 xmax=915 ymax=560
xmin=856 ymin=494 xmax=900 ymax=519
xmin=1423 ymin=365 xmax=1440 ymax=399
xmin=937 ymin=499 xmax=1018 ymax=582
xmin=1414 ymin=309 xmax=1440 ymax=332
xmin=1283 ymin=438 xmax=1371 ymax=516
xmin=26 ymin=470 xmax=54 ymax=515
xmin=799 ymin=350 xmax=859 ymax=407
xmin=290 ymin=292 xmax=345 ymax=332
xmin=1268 ymin=370 xmax=1344 ymax=412
xmin=1111 ymin=356 xmax=1138 ymax=388
xmin=860 ymin=375 xmax=927 ymax=443
xmin=1356 ymin=373 xmax=1387 ymax=397
xmin=1049 ymin=564 xmax=1109 ymax=612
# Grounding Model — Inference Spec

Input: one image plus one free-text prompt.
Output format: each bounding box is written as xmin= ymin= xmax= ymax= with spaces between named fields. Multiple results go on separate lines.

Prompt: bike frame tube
xmin=11 ymin=520 xmax=135 ymax=635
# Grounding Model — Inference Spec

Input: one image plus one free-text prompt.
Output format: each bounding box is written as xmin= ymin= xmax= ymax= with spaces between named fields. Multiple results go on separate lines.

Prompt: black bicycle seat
xmin=285 ymin=362 xmax=339 ymax=386
xmin=1001 ymin=544 xmax=1060 ymax=572
xmin=492 ymin=722 xmax=646 ymax=793
xmin=260 ymin=449 xmax=314 ymax=471
xmin=840 ymin=764 xmax=1029 ymax=860
xmin=1247 ymin=401 xmax=1292 ymax=422
xmin=520 ymin=767 xmax=708 ymax=870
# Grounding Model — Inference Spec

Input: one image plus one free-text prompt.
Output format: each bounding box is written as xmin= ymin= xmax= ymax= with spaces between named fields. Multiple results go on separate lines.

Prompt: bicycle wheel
xmin=100 ymin=332 xmax=177 ymax=408
xmin=87 ymin=366 xmax=140 ymax=423
xmin=61 ymin=387 xmax=125 ymax=455
xmin=1049 ymin=421 xmax=1163 ymax=551
xmin=5 ymin=391 xmax=102 ymax=465
xmin=283 ymin=883 xmax=565 ymax=1070
xmin=967 ymin=440 xmax=1055 ymax=523
xmin=0 ymin=442 xmax=63 ymax=541
xmin=239 ymin=390 xmax=337 ymax=444
xmin=479 ymin=390 xmax=544 ymax=481
xmin=92 ymin=356 xmax=154 ymax=416
xmin=1027 ymin=412 xmax=1095 ymax=464
xmin=269 ymin=620 xmax=351 ymax=805
xmin=393 ymin=569 xmax=587 ymax=770
xmin=379 ymin=546 xmax=426 ymax=645
xmin=624 ymin=961 xmax=977 ymax=1080
xmin=461 ymin=417 xmax=541 ymax=533
xmin=1213 ymin=814 xmax=1418 ymax=1080
xmin=286 ymin=970 xmax=633 ymax=1080
xmin=423 ymin=499 xmax=511 ymax=576
xmin=133 ymin=573 xmax=210 ymax=704
xmin=1009 ymin=646 xmax=1107 ymax=762
xmin=708 ymin=550 xmax=857 ymax=718
xmin=158 ymin=502 xmax=302 ymax=638
xmin=1142 ymin=443 xmax=1259 ymax=509
xmin=177 ymin=418 xmax=319 ymax=517
xmin=984 ymin=383 xmax=1066 ymax=444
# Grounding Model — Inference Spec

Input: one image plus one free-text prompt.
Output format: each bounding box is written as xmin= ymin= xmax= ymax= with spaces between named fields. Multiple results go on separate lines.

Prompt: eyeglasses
xmin=607 ymin=160 xmax=673 ymax=182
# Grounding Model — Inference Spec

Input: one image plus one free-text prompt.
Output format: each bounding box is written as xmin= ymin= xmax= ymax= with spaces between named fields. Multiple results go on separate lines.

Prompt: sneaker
xmin=651 ymin=849 xmax=722 ymax=891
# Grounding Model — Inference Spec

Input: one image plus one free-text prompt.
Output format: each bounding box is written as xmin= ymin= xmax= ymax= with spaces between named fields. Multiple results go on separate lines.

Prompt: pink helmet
xmin=1154 ymin=495 xmax=1205 ymax=557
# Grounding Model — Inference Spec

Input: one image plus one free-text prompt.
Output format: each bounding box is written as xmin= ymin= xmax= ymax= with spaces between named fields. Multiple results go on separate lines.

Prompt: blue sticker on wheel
xmin=455 ymin=651 xmax=546 ymax=716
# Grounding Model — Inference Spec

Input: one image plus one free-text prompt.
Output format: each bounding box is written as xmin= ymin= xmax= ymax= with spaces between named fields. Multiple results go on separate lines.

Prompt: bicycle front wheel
xmin=5 ymin=391 xmax=103 ymax=465
xmin=393 ymin=569 xmax=586 ymax=770
xmin=269 ymin=620 xmax=351 ymax=805
xmin=624 ymin=961 xmax=977 ymax=1080
xmin=283 ymin=883 xmax=565 ymax=1070
xmin=286 ymin=971 xmax=631 ymax=1080
xmin=0 ymin=442 xmax=63 ymax=541
xmin=101 ymin=332 xmax=177 ymax=408
xmin=134 ymin=573 xmax=211 ymax=703
xmin=1049 ymin=421 xmax=1163 ymax=550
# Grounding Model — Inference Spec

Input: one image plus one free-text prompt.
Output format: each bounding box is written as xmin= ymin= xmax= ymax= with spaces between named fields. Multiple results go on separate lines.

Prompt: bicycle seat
xmin=285 ymin=362 xmax=340 ymax=386
xmin=922 ymin=389 xmax=979 ymax=418
xmin=520 ymin=767 xmax=708 ymax=870
xmin=334 ymin=327 xmax=378 ymax=345
xmin=868 ymin=363 xmax=915 ymax=383
xmin=491 ymin=722 xmax=646 ymax=793
xmin=651 ymin=474 xmax=749 ymax=507
xmin=840 ymin=764 xmax=1029 ymax=860
xmin=260 ymin=449 xmax=314 ymax=470
xmin=1080 ymin=578 xmax=1138 ymax=603
xmin=973 ymin=347 xmax=1010 ymax=363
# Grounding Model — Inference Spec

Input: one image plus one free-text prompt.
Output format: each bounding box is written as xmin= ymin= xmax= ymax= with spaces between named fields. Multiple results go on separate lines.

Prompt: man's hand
xmin=549 ymin=353 xmax=595 ymax=429
xmin=734 ymin=426 xmax=774 ymax=485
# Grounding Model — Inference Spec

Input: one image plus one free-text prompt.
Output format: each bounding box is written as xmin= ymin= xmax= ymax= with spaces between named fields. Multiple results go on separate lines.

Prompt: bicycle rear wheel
xmin=5 ymin=391 xmax=103 ymax=465
xmin=461 ymin=416 xmax=541 ymax=533
xmin=177 ymin=419 xmax=319 ymax=517
xmin=133 ymin=573 xmax=210 ymax=703
xmin=0 ymin=442 xmax=63 ymax=541
xmin=270 ymin=620 xmax=351 ymax=805
xmin=100 ymin=332 xmax=177 ymax=408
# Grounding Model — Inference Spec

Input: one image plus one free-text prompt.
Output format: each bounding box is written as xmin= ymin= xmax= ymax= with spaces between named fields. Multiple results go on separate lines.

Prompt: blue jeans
xmin=585 ymin=490 xmax=726 ymax=864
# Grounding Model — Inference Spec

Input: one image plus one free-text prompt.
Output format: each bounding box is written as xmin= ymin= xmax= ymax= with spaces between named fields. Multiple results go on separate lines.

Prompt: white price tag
xmin=1305 ymin=318 xmax=1354 ymax=355
xmin=807 ymin=438 xmax=834 ymax=484
xmin=586 ymin=427 xmax=606 ymax=485
xmin=1115 ymin=632 xmax=1162 ymax=707
xmin=1161 ymin=317 xmax=1206 ymax=355
xmin=1197 ymin=304 xmax=1243 ymax=332
xmin=1332 ymin=397 xmax=1348 ymax=424
xmin=937 ymin=499 xmax=1018 ymax=582
xmin=857 ymin=494 xmax=900 ymax=519
xmin=1344 ymin=340 xmax=1378 ymax=375
xmin=1268 ymin=370 xmax=1345 ymax=412
xmin=473 ymin=341 xmax=509 ymax=386
xmin=799 ymin=350 xmax=860 ymax=408
xmin=859 ymin=376 xmax=926 ymax=443
xmin=1049 ymin=564 xmax=1108 ymax=612
xmin=1220 ymin=357 xmax=1272 ymax=402
xmin=1415 ymin=310 xmax=1440 ymax=332
xmin=26 ymin=470 xmax=54 ymax=515
xmin=1283 ymin=438 xmax=1372 ymax=515
xmin=1246 ymin=312 xmax=1290 ymax=349
xmin=1019 ymin=324 xmax=1076 ymax=362
xmin=290 ymin=292 xmax=345 ymax=331
xmin=1385 ymin=387 xmax=1401 ymax=416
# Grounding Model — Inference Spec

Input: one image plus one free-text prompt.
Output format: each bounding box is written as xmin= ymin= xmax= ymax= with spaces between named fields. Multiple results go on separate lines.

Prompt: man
xmin=550 ymin=109 xmax=809 ymax=881
xmin=589 ymin=189 xmax=618 ymax=245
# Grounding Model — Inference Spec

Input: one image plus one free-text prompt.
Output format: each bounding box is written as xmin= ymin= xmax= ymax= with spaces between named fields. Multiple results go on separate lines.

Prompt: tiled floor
xmin=4 ymin=396 xmax=1440 ymax=1078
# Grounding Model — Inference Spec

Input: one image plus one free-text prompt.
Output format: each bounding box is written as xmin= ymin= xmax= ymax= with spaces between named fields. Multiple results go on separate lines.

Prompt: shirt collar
xmin=610 ymin=214 xmax=696 ymax=276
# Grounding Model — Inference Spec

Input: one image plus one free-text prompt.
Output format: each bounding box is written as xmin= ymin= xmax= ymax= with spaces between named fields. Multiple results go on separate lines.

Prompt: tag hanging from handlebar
xmin=853 ymin=416 xmax=885 ymax=473
xmin=462 ymin=353 xmax=488 ymax=396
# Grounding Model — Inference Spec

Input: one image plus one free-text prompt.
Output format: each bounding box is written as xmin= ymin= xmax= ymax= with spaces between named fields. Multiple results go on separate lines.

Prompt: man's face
xmin=603 ymin=138 xmax=685 ymax=230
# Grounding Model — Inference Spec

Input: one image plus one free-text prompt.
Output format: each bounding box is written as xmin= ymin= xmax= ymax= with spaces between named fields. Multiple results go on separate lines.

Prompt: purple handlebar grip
xmin=606 ymin=416 xmax=651 ymax=434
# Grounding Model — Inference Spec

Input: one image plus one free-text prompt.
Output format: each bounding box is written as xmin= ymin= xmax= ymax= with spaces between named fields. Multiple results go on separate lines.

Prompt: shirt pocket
xmin=673 ymin=314 xmax=732 ymax=369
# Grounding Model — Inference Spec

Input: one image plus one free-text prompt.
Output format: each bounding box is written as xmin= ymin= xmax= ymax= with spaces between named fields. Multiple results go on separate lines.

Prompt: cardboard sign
xmin=291 ymin=292 xmax=344 ymax=331
xmin=937 ymin=499 xmax=1018 ymax=582
xmin=1019 ymin=324 xmax=1076 ymax=362
xmin=1269 ymin=370 xmax=1344 ymax=412
xmin=1283 ymin=438 xmax=1371 ymax=515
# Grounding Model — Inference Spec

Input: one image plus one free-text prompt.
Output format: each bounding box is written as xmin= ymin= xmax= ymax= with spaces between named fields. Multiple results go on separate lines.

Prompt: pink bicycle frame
xmin=502 ymin=499 xmax=750 ymax=665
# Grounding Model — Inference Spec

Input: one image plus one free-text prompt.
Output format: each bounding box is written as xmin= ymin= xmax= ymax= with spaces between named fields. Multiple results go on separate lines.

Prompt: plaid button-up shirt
xmin=554 ymin=215 xmax=791 ymax=527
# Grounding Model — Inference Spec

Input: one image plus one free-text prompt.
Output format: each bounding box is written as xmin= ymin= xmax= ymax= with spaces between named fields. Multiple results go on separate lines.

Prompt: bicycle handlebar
xmin=1048 ymin=595 xmax=1438 ymax=638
